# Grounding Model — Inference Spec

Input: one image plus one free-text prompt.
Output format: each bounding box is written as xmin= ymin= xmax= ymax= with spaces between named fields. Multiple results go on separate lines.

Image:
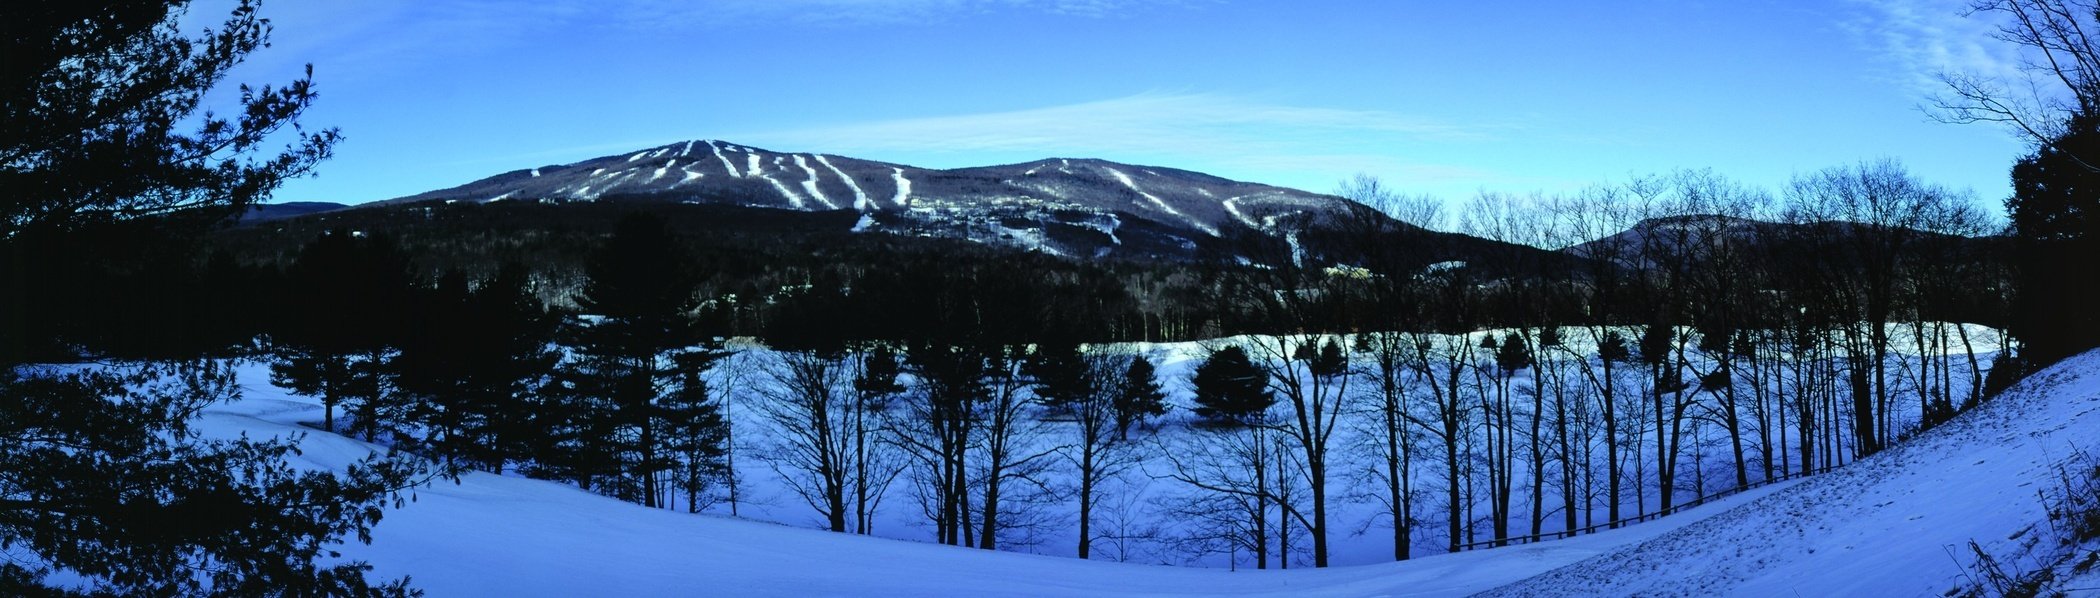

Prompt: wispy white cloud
xmin=510 ymin=0 xmax=1199 ymax=29
xmin=1845 ymin=0 xmax=2023 ymax=92
xmin=714 ymin=92 xmax=1512 ymax=195
xmin=736 ymin=92 xmax=1509 ymax=157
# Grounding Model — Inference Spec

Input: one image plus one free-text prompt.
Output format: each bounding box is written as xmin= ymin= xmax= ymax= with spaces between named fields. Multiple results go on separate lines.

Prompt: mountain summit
xmin=382 ymin=140 xmax=1387 ymax=261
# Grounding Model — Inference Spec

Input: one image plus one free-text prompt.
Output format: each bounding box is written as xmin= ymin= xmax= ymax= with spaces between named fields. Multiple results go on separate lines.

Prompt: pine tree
xmin=1115 ymin=355 xmax=1168 ymax=440
xmin=1495 ymin=331 xmax=1532 ymax=375
xmin=1191 ymin=345 xmax=1272 ymax=425
xmin=1026 ymin=341 xmax=1090 ymax=414
xmin=2 ymin=2 xmax=416 ymax=592
xmin=393 ymin=263 xmax=557 ymax=471
xmin=552 ymin=213 xmax=727 ymax=508
xmin=2008 ymin=109 xmax=2100 ymax=367
xmin=268 ymin=229 xmax=417 ymax=437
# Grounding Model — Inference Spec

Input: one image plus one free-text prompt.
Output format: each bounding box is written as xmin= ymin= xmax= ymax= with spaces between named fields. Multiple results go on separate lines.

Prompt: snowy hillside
xmin=370 ymin=141 xmax=1384 ymax=262
xmin=195 ymin=359 xmax=1800 ymax=597
xmin=1488 ymin=349 xmax=2100 ymax=596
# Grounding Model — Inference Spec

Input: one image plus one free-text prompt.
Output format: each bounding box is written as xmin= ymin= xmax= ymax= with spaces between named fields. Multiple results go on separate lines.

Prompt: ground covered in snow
xmin=1487 ymin=350 xmax=2100 ymax=597
xmin=162 ymin=331 xmax=2089 ymax=596
xmin=196 ymin=359 xmax=1800 ymax=596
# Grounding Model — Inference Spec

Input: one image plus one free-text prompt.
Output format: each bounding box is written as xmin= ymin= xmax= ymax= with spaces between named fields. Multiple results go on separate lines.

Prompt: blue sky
xmin=209 ymin=0 xmax=2028 ymax=211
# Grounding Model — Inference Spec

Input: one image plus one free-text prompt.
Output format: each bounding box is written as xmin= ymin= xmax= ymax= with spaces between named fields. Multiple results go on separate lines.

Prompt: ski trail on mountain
xmin=708 ymin=141 xmax=742 ymax=177
xmin=890 ymin=168 xmax=912 ymax=207
xmin=1222 ymin=196 xmax=1259 ymax=228
xmin=1108 ymin=167 xmax=1216 ymax=236
xmin=754 ymin=155 xmax=804 ymax=209
xmin=815 ymin=155 xmax=872 ymax=211
xmin=791 ymin=155 xmax=839 ymax=210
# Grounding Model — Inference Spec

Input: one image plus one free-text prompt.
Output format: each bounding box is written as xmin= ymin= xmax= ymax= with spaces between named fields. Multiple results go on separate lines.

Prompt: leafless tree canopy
xmin=1934 ymin=0 xmax=2100 ymax=164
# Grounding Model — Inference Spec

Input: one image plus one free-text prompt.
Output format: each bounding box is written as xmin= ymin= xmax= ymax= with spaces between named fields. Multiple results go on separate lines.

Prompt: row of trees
xmin=1139 ymin=160 xmax=2004 ymax=568
xmin=242 ymin=157 xmax=2010 ymax=570
xmin=262 ymin=215 xmax=735 ymax=512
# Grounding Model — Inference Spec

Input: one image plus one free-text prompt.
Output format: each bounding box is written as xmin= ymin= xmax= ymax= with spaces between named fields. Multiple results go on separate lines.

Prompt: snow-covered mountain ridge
xmin=377 ymin=141 xmax=1391 ymax=262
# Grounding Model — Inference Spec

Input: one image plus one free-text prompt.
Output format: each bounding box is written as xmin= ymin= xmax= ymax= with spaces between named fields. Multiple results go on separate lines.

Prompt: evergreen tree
xmin=2008 ymin=109 xmax=2100 ymax=367
xmin=1114 ymin=355 xmax=1169 ymax=440
xmin=665 ymin=351 xmax=730 ymax=513
xmin=1026 ymin=341 xmax=1090 ymax=413
xmin=551 ymin=213 xmax=727 ymax=508
xmin=1307 ymin=338 xmax=1348 ymax=378
xmin=393 ymin=263 xmax=557 ymax=470
xmin=268 ymin=229 xmax=417 ymax=436
xmin=1495 ymin=331 xmax=1532 ymax=375
xmin=1191 ymin=345 xmax=1272 ymax=425
xmin=1 ymin=1 xmax=417 ymax=592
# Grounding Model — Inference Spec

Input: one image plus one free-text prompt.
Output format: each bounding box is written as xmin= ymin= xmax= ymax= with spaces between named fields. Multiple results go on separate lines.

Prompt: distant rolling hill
xmin=370 ymin=140 xmax=1474 ymax=266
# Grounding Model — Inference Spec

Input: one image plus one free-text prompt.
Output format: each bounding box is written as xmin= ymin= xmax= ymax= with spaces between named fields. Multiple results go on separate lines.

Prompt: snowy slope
xmin=1486 ymin=350 xmax=2100 ymax=597
xmin=191 ymin=359 xmax=1793 ymax=597
xmin=365 ymin=141 xmax=1392 ymax=264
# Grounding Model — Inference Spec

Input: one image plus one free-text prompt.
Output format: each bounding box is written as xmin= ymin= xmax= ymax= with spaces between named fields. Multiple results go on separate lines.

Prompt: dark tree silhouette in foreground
xmin=0 ymin=1 xmax=422 ymax=593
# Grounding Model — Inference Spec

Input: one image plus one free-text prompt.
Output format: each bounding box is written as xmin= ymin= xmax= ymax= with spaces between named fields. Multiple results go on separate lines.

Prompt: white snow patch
xmin=488 ymin=191 xmax=516 ymax=202
xmin=816 ymin=155 xmax=872 ymax=211
xmin=530 ymin=168 xmax=540 ymax=177
xmin=791 ymin=155 xmax=839 ymax=210
xmin=626 ymin=151 xmax=648 ymax=162
xmin=679 ymin=141 xmax=694 ymax=157
xmin=850 ymin=213 xmax=877 ymax=232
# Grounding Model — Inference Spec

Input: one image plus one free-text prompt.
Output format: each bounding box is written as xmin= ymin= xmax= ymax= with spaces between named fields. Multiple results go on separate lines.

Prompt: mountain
xmin=376 ymin=140 xmax=1399 ymax=263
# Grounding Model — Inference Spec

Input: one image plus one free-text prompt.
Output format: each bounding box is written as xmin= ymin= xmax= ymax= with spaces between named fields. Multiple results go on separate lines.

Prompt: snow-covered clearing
xmin=106 ymin=323 xmax=2046 ymax=595
xmin=185 ymin=357 xmax=1796 ymax=596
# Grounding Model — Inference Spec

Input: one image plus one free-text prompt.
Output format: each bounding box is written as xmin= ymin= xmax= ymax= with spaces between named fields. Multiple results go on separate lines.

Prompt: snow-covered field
xmin=149 ymin=326 xmax=2095 ymax=596
xmin=199 ymin=361 xmax=1797 ymax=596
